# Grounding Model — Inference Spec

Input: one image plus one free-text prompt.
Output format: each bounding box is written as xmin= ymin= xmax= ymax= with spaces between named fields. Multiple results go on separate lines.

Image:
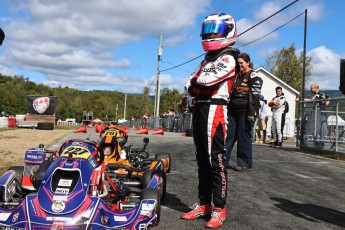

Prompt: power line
xmin=237 ymin=0 xmax=299 ymax=37
xmin=160 ymin=0 xmax=300 ymax=73
xmin=236 ymin=11 xmax=305 ymax=49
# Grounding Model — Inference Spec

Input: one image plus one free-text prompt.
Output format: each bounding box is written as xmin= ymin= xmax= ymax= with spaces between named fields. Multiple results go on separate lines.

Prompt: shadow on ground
xmin=271 ymin=197 xmax=345 ymax=228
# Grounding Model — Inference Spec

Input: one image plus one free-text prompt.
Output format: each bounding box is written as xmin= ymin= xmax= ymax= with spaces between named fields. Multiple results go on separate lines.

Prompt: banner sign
xmin=27 ymin=96 xmax=58 ymax=115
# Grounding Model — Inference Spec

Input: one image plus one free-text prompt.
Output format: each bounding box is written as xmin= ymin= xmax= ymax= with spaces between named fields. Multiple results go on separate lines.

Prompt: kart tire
xmin=152 ymin=169 xmax=166 ymax=200
xmin=7 ymin=166 xmax=24 ymax=185
xmin=155 ymin=152 xmax=171 ymax=173
xmin=185 ymin=128 xmax=193 ymax=137
xmin=141 ymin=188 xmax=161 ymax=224
xmin=37 ymin=122 xmax=54 ymax=130
xmin=142 ymin=170 xmax=153 ymax=189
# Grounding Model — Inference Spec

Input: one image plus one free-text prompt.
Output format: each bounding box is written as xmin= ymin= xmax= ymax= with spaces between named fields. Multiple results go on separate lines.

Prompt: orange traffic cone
xmin=74 ymin=124 xmax=87 ymax=133
xmin=95 ymin=124 xmax=104 ymax=133
xmin=136 ymin=127 xmax=148 ymax=134
xmin=152 ymin=128 xmax=164 ymax=135
xmin=152 ymin=127 xmax=158 ymax=131
xmin=134 ymin=126 xmax=141 ymax=130
xmin=181 ymin=132 xmax=186 ymax=136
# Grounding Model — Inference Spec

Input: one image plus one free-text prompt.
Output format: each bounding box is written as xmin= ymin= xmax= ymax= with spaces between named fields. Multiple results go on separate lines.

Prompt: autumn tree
xmin=265 ymin=43 xmax=311 ymax=94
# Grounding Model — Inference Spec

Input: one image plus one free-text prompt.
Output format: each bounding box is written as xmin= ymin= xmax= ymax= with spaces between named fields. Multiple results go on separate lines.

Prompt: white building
xmin=255 ymin=66 xmax=300 ymax=138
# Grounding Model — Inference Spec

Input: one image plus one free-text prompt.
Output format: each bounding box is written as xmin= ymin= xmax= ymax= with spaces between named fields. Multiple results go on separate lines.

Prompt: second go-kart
xmin=98 ymin=126 xmax=171 ymax=198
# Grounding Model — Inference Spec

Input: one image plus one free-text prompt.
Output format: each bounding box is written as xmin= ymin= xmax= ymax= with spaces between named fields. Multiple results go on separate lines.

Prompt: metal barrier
xmin=297 ymin=97 xmax=345 ymax=153
xmin=123 ymin=113 xmax=193 ymax=133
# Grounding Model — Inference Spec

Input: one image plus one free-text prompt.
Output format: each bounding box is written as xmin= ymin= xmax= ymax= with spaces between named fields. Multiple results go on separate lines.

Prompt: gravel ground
xmin=0 ymin=128 xmax=71 ymax=167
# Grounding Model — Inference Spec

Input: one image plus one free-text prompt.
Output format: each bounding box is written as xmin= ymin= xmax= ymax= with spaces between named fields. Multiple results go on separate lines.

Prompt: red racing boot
xmin=181 ymin=203 xmax=212 ymax=220
xmin=205 ymin=207 xmax=226 ymax=228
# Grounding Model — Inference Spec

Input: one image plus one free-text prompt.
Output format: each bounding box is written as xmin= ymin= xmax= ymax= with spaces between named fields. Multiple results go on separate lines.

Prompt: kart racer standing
xmin=181 ymin=12 xmax=239 ymax=228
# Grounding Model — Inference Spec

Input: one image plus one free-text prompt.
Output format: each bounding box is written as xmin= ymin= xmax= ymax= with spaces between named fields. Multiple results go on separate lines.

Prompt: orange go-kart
xmin=97 ymin=125 xmax=171 ymax=198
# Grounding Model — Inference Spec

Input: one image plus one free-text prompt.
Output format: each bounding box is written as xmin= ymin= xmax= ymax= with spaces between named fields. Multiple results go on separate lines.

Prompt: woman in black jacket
xmin=225 ymin=53 xmax=263 ymax=171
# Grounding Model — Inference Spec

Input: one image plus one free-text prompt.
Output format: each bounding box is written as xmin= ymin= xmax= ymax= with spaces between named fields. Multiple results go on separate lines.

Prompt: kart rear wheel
xmin=141 ymin=188 xmax=161 ymax=225
xmin=155 ymin=152 xmax=171 ymax=173
xmin=7 ymin=166 xmax=24 ymax=185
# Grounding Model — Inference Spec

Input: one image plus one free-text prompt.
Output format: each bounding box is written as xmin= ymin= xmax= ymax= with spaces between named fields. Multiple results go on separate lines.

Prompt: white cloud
xmin=308 ymin=46 xmax=342 ymax=90
xmin=236 ymin=0 xmax=324 ymax=47
xmin=1 ymin=0 xmax=210 ymax=92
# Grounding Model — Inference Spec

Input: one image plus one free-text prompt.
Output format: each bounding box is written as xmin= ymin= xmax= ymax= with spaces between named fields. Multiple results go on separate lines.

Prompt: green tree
xmin=265 ymin=43 xmax=311 ymax=94
xmin=160 ymin=88 xmax=182 ymax=115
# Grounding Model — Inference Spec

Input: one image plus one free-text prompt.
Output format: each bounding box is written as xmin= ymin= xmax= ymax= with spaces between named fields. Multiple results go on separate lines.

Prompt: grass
xmin=0 ymin=162 xmax=18 ymax=175
xmin=299 ymin=148 xmax=345 ymax=161
xmin=55 ymin=125 xmax=79 ymax=130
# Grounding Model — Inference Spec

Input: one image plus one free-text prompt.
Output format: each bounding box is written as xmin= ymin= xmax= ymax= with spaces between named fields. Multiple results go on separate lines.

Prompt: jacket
xmin=229 ymin=69 xmax=262 ymax=116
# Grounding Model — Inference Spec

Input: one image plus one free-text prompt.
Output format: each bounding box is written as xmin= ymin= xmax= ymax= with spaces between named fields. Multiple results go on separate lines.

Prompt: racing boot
xmin=205 ymin=207 xmax=226 ymax=228
xmin=181 ymin=203 xmax=212 ymax=220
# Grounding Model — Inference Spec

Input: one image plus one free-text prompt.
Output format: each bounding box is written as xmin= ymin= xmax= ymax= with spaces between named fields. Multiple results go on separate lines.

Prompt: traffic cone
xmin=134 ymin=126 xmax=141 ymax=130
xmin=74 ymin=124 xmax=87 ymax=133
xmin=152 ymin=127 xmax=158 ymax=131
xmin=123 ymin=125 xmax=128 ymax=131
xmin=136 ymin=127 xmax=148 ymax=134
xmin=152 ymin=128 xmax=164 ymax=135
xmin=95 ymin=124 xmax=104 ymax=133
xmin=181 ymin=132 xmax=186 ymax=136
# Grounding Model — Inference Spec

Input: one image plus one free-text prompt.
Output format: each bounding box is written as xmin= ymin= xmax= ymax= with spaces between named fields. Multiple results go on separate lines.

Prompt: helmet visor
xmin=201 ymin=21 xmax=229 ymax=36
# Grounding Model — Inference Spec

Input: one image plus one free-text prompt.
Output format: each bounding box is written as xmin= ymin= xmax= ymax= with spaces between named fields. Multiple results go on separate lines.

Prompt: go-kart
xmin=98 ymin=126 xmax=171 ymax=198
xmin=0 ymin=139 xmax=163 ymax=229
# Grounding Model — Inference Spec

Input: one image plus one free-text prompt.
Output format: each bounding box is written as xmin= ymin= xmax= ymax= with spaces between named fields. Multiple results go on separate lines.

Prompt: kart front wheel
xmin=7 ymin=166 xmax=24 ymax=185
xmin=141 ymin=188 xmax=161 ymax=225
xmin=155 ymin=152 xmax=171 ymax=173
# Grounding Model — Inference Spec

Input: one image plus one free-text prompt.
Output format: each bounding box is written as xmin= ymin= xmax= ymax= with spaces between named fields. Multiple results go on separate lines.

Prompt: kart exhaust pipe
xmin=123 ymin=181 xmax=141 ymax=187
xmin=0 ymin=202 xmax=20 ymax=206
xmin=120 ymin=203 xmax=137 ymax=209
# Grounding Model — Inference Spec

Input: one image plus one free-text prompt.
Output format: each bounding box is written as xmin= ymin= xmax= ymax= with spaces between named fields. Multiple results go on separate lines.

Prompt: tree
xmin=160 ymin=88 xmax=182 ymax=115
xmin=265 ymin=43 xmax=311 ymax=94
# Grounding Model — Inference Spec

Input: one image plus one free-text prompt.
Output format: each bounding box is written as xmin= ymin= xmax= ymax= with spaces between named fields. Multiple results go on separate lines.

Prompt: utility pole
xmin=297 ymin=8 xmax=308 ymax=147
xmin=124 ymin=93 xmax=127 ymax=120
xmin=154 ymin=32 xmax=163 ymax=117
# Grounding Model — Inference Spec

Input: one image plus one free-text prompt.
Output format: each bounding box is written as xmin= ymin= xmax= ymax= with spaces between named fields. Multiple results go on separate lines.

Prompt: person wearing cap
xmin=255 ymin=94 xmax=269 ymax=144
xmin=0 ymin=28 xmax=5 ymax=46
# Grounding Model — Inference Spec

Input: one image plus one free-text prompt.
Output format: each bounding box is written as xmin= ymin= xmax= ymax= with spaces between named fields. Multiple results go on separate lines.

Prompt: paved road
xmin=49 ymin=128 xmax=345 ymax=230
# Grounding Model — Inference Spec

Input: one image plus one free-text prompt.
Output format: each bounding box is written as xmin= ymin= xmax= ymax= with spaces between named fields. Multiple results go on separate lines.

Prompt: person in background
xmin=0 ymin=28 xmax=4 ymax=46
xmin=255 ymin=94 xmax=269 ymax=144
xmin=181 ymin=12 xmax=239 ymax=228
xmin=297 ymin=83 xmax=330 ymax=148
xmin=178 ymin=94 xmax=188 ymax=113
xmin=302 ymin=83 xmax=330 ymax=106
xmin=268 ymin=86 xmax=286 ymax=148
xmin=225 ymin=53 xmax=263 ymax=171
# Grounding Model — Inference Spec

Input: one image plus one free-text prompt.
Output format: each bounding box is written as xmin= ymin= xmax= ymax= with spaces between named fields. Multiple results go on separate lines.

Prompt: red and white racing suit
xmin=185 ymin=47 xmax=239 ymax=208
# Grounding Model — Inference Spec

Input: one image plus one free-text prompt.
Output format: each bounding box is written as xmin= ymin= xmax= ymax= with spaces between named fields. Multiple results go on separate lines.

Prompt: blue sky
xmin=0 ymin=0 xmax=344 ymax=94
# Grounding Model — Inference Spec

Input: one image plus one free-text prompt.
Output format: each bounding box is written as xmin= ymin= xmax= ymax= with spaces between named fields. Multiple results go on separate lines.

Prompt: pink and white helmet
xmin=201 ymin=12 xmax=237 ymax=51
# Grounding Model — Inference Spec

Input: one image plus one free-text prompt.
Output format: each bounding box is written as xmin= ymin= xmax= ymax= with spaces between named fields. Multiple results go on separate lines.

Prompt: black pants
xmin=225 ymin=112 xmax=254 ymax=168
xmin=192 ymin=102 xmax=227 ymax=208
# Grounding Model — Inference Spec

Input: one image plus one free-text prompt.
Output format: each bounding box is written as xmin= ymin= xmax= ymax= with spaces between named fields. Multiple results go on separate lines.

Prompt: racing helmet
xmin=201 ymin=12 xmax=236 ymax=51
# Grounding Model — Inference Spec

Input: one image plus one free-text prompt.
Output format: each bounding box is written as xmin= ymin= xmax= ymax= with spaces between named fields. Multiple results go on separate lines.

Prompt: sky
xmin=0 ymin=0 xmax=344 ymax=94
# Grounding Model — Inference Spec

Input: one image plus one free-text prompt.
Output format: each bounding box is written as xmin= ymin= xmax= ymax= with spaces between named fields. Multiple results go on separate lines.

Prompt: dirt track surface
xmin=0 ymin=128 xmax=71 ymax=166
